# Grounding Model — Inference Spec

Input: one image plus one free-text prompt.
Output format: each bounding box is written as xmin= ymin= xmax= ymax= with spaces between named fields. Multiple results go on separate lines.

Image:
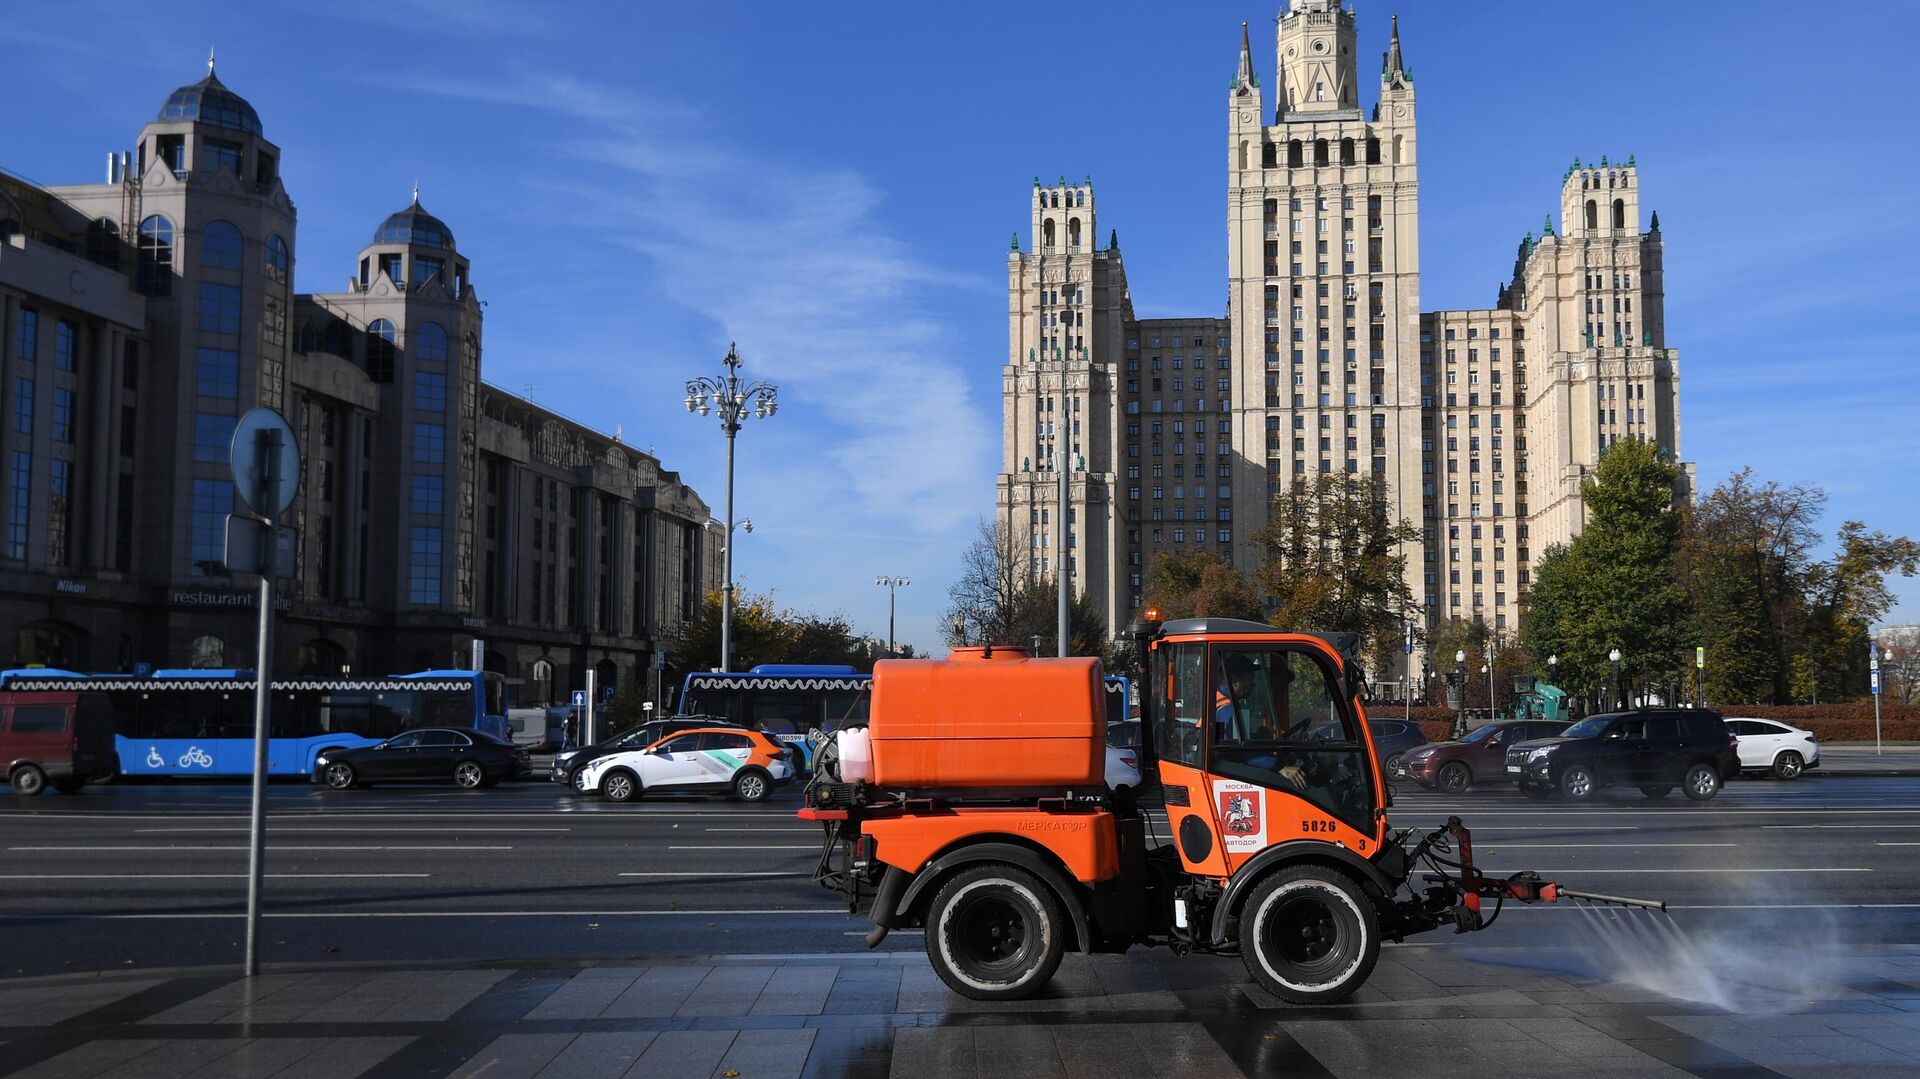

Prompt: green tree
xmin=1570 ymin=439 xmax=1688 ymax=705
xmin=1142 ymin=548 xmax=1263 ymax=622
xmin=1803 ymin=522 xmax=1920 ymax=700
xmin=1249 ymin=473 xmax=1420 ymax=671
xmin=667 ymin=590 xmax=878 ymax=674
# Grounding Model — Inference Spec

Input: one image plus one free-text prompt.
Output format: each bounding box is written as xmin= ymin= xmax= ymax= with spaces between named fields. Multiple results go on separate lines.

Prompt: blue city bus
xmin=0 ymin=668 xmax=507 ymax=778
xmin=679 ymin=665 xmax=871 ymax=768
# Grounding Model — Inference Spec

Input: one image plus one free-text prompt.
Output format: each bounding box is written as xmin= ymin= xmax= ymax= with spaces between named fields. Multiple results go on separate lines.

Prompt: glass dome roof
xmin=374 ymin=202 xmax=455 ymax=249
xmin=157 ymin=72 xmax=263 ymax=136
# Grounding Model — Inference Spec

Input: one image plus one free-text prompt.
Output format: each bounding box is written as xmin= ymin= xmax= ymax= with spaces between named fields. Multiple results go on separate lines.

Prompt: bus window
xmin=822 ymin=690 xmax=868 ymax=728
xmin=746 ymin=695 xmax=810 ymax=736
xmin=421 ymin=690 xmax=471 ymax=729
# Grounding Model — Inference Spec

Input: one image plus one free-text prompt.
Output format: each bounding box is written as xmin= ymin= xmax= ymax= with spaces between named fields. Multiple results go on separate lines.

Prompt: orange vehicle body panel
xmin=863 ymin=808 xmax=1119 ymax=883
xmin=867 ymin=654 xmax=1104 ymax=788
xmin=639 ymin=727 xmax=787 ymax=771
xmin=1154 ymin=631 xmax=1390 ymax=876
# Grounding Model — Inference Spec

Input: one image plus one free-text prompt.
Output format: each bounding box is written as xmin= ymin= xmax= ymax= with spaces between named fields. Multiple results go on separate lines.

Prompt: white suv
xmin=1726 ymin=718 xmax=1819 ymax=780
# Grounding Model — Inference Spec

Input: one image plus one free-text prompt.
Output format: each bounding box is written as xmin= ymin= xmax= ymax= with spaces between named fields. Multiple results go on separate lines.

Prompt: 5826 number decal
xmin=1299 ymin=819 xmax=1336 ymax=834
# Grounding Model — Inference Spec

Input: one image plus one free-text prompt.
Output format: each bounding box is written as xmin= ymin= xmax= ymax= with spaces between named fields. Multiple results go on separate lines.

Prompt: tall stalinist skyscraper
xmin=998 ymin=2 xmax=1689 ymax=684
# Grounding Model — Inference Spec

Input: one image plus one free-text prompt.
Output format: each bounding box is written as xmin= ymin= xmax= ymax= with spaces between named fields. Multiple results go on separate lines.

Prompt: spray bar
xmin=1554 ymin=886 xmax=1667 ymax=912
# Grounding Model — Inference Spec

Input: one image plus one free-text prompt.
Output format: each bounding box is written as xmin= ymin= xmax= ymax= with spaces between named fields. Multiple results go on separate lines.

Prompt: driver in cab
xmin=1215 ymin=656 xmax=1307 ymax=790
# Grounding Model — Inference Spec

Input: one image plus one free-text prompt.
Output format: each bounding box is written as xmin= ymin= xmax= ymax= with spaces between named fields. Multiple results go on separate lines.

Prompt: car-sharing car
xmin=550 ymin=715 xmax=741 ymax=791
xmin=578 ymin=726 xmax=794 ymax=802
xmin=1505 ymin=709 xmax=1738 ymax=802
xmin=315 ymin=728 xmax=528 ymax=790
xmin=1725 ymin=717 xmax=1819 ymax=780
xmin=1394 ymin=719 xmax=1569 ymax=793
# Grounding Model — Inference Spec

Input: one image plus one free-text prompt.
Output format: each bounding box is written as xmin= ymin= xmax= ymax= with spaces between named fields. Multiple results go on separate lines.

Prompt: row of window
xmin=131 ymin=216 xmax=288 ymax=298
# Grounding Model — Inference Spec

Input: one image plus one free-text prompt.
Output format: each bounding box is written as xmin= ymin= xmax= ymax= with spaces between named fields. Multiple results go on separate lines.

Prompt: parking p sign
xmin=571 ymin=690 xmax=587 ymax=707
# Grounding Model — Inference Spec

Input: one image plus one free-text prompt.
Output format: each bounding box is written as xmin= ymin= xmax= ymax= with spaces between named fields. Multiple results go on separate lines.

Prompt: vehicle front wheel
xmin=1519 ymin=781 xmax=1552 ymax=801
xmin=1773 ymin=751 xmax=1804 ymax=781
xmin=1437 ymin=761 xmax=1472 ymax=795
xmin=323 ymin=762 xmax=358 ymax=790
xmin=453 ymin=761 xmax=485 ymax=789
xmin=1240 ymin=863 xmax=1380 ymax=1005
xmin=732 ymin=768 xmax=771 ymax=802
xmin=1558 ymin=764 xmax=1597 ymax=802
xmin=925 ymin=862 xmax=1066 ymax=1001
xmin=569 ymin=768 xmax=591 ymax=794
xmin=1384 ymin=753 xmax=1405 ymax=776
xmin=1639 ymin=786 xmax=1673 ymax=800
xmin=1683 ymin=763 xmax=1721 ymax=801
xmin=10 ymin=766 xmax=46 ymax=796
xmin=600 ymin=769 xmax=641 ymax=803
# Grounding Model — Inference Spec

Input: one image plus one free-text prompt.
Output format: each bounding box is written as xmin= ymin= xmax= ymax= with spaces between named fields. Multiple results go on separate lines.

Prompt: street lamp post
xmin=1482 ymin=662 xmax=1493 ymax=722
xmin=685 ymin=343 xmax=778 ymax=673
xmin=1872 ymin=643 xmax=1886 ymax=756
xmin=1453 ymin=649 xmax=1467 ymax=738
xmin=875 ymin=576 xmax=910 ymax=659
xmin=1609 ymin=647 xmax=1623 ymax=711
xmin=1546 ymin=653 xmax=1558 ymax=715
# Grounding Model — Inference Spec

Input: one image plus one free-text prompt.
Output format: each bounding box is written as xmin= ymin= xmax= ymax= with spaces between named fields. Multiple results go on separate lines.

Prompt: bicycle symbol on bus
xmin=177 ymin=746 xmax=213 ymax=769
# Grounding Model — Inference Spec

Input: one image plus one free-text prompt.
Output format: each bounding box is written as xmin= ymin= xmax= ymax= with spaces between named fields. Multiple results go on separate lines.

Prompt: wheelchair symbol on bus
xmin=145 ymin=746 xmax=165 ymax=769
xmin=178 ymin=746 xmax=213 ymax=769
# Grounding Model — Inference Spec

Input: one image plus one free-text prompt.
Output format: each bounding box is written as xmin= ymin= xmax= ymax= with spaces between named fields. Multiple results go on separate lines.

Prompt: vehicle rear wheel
xmin=1437 ymin=761 xmax=1472 ymax=795
xmin=1773 ymin=751 xmax=1804 ymax=781
xmin=925 ymin=862 xmax=1066 ymax=1001
xmin=1519 ymin=781 xmax=1552 ymax=801
xmin=732 ymin=768 xmax=771 ymax=802
xmin=323 ymin=762 xmax=358 ymax=790
xmin=52 ymin=777 xmax=84 ymax=795
xmin=1683 ymin=763 xmax=1721 ymax=801
xmin=600 ymin=769 xmax=641 ymax=803
xmin=1639 ymin=785 xmax=1672 ymax=800
xmin=10 ymin=766 xmax=46 ymax=796
xmin=1240 ymin=863 xmax=1380 ymax=1005
xmin=453 ymin=761 xmax=485 ymax=789
xmin=1558 ymin=765 xmax=1596 ymax=802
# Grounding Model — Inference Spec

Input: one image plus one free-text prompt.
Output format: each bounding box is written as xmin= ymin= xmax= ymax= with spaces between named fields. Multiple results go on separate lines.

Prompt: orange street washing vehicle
xmin=802 ymin=612 xmax=1661 ymax=1003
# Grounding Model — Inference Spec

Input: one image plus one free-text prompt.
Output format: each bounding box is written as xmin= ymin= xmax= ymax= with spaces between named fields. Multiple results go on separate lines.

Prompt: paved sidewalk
xmin=3 ymin=944 xmax=1920 ymax=1078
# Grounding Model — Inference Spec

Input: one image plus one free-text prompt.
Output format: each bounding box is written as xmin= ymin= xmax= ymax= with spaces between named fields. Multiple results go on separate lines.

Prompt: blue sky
xmin=7 ymin=1 xmax=1917 ymax=654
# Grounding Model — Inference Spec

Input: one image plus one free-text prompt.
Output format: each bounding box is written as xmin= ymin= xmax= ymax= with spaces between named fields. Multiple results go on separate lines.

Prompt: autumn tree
xmin=1142 ymin=548 xmax=1263 ymax=622
xmin=1248 ymin=473 xmax=1419 ymax=671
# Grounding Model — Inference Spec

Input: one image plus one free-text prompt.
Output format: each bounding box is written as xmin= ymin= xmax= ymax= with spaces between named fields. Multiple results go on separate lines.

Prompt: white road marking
xmin=1476 ymin=843 xmax=1736 ymax=849
xmin=0 ymin=908 xmax=848 ymax=919
xmin=0 ymin=873 xmax=429 ymax=880
xmin=1764 ymin=825 xmax=1920 ymax=830
xmin=617 ymin=872 xmax=807 ymax=878
xmin=132 ymin=827 xmax=567 ymax=834
xmin=666 ymin=845 xmax=818 ymax=851
xmin=1502 ymin=903 xmax=1920 ymax=911
xmin=1516 ymin=868 xmax=1869 ymax=874
xmin=703 ymin=827 xmax=820 ymax=832
xmin=8 ymin=845 xmax=511 ymax=852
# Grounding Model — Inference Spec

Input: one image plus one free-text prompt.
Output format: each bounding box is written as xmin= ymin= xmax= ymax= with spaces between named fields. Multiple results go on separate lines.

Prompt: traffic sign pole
xmin=231 ymin=410 xmax=299 ymax=978
xmin=585 ymin=668 xmax=598 ymax=747
xmin=1871 ymin=641 xmax=1883 ymax=756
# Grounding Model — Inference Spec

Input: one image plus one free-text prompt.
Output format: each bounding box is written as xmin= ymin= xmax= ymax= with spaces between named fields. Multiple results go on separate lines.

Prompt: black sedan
xmin=314 ymin=728 xmax=527 ymax=790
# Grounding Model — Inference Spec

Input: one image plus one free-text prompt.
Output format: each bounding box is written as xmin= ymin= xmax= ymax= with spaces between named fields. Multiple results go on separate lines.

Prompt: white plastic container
xmin=837 ymin=728 xmax=873 ymax=783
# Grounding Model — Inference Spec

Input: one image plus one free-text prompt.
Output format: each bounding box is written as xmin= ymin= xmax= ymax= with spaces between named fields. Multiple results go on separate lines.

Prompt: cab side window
xmin=1211 ymin=647 xmax=1371 ymax=830
xmin=1153 ymin=642 xmax=1209 ymax=767
xmin=9 ymin=705 xmax=69 ymax=733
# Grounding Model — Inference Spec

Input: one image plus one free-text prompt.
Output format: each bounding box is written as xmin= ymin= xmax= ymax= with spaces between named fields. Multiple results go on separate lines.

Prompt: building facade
xmin=998 ymin=1 xmax=1690 ymax=681
xmin=0 ymin=63 xmax=720 ymax=704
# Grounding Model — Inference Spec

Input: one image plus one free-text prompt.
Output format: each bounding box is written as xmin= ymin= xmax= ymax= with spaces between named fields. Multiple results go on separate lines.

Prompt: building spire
xmin=1383 ymin=15 xmax=1408 ymax=84
xmin=412 ymin=181 xmax=420 ymax=205
xmin=1236 ymin=21 xmax=1255 ymax=90
xmin=207 ymin=46 xmax=216 ymax=76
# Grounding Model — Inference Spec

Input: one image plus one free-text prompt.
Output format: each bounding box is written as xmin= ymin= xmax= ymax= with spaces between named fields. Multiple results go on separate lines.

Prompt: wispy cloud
xmin=304 ymin=0 xmax=560 ymax=39
xmin=403 ymin=70 xmax=996 ymax=535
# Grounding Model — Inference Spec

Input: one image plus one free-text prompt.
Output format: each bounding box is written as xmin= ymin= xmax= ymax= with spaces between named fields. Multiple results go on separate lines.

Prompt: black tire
xmin=322 ymin=761 xmax=358 ymax=790
xmin=1558 ymin=764 xmax=1597 ymax=802
xmin=1683 ymin=762 xmax=1721 ymax=801
xmin=1519 ymin=781 xmax=1552 ymax=801
xmin=732 ymin=768 xmax=772 ymax=802
xmin=925 ymin=862 xmax=1066 ymax=1001
xmin=51 ymin=777 xmax=84 ymax=795
xmin=1383 ymin=753 xmax=1405 ymax=776
xmin=1240 ymin=863 xmax=1380 ymax=1005
xmin=1639 ymin=785 xmax=1672 ymax=800
xmin=1437 ymin=761 xmax=1472 ymax=795
xmin=1773 ymin=751 xmax=1804 ymax=781
xmin=600 ymin=768 xmax=641 ymax=803
xmin=569 ymin=767 xmax=591 ymax=794
xmin=453 ymin=760 xmax=485 ymax=790
xmin=10 ymin=765 xmax=47 ymax=796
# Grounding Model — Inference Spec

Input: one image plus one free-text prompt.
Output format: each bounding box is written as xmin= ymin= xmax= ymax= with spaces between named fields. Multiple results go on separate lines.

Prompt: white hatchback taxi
xmin=578 ymin=727 xmax=794 ymax=802
xmin=1725 ymin=718 xmax=1819 ymax=780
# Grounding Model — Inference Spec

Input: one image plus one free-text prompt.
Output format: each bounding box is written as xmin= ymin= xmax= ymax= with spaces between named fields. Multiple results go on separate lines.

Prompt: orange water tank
xmin=867 ymin=650 xmax=1105 ymax=788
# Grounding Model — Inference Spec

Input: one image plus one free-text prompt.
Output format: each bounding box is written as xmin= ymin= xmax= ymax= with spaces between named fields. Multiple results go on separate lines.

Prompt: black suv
xmin=1505 ymin=709 xmax=1739 ymax=801
xmin=550 ymin=715 xmax=741 ymax=791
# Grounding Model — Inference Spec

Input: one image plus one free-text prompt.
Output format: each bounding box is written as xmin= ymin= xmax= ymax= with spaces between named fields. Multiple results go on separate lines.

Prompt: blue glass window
xmin=202 ymin=138 xmax=242 ymax=176
xmin=52 ymin=388 xmax=74 ymax=444
xmin=13 ymin=378 xmax=32 ymax=434
xmin=194 ymin=413 xmax=236 ymax=463
xmin=196 ymin=347 xmax=239 ymax=398
xmin=265 ymin=234 xmax=289 ymax=284
xmin=415 ymin=371 xmax=446 ymax=413
xmin=137 ymin=217 xmax=173 ymax=297
xmin=6 ymin=452 xmax=28 ymax=560
xmin=413 ymin=423 xmax=445 ymax=465
xmin=409 ymin=526 xmax=443 ymax=604
xmin=411 ymin=474 xmax=444 ymax=515
xmin=413 ymin=322 xmax=447 ymax=363
xmin=202 ymin=220 xmax=242 ymax=270
xmin=380 ymin=253 xmax=403 ymax=284
xmin=411 ymin=256 xmax=445 ymax=287
xmin=198 ymin=282 xmax=241 ymax=335
xmin=54 ymin=320 xmax=74 ymax=370
xmin=190 ymin=479 xmax=233 ymax=575
xmin=366 ymin=319 xmax=396 ymax=382
xmin=14 ymin=307 xmax=35 ymax=360
xmin=48 ymin=460 xmax=71 ymax=566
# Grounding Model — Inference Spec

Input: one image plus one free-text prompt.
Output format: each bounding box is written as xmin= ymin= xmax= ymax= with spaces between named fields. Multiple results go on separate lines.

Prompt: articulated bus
xmin=0 ymin=668 xmax=507 ymax=778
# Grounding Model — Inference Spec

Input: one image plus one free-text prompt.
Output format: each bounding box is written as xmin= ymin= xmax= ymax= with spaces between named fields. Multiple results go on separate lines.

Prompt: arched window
xmin=202 ymin=220 xmax=242 ymax=271
xmin=321 ymin=320 xmax=352 ymax=358
xmin=366 ymin=318 xmax=396 ymax=383
xmin=1049 ymin=192 xmax=1059 ymax=209
xmin=1288 ymin=140 xmax=1303 ymax=168
xmin=1042 ymin=219 xmax=1056 ymax=249
xmin=295 ymin=322 xmax=316 ymax=354
xmin=413 ymin=321 xmax=447 ymax=364
xmin=189 ymin=635 xmax=225 ymax=668
xmin=1392 ymin=135 xmax=1403 ymax=165
xmin=1585 ymin=200 xmax=1598 ymax=231
xmin=1340 ymin=138 xmax=1355 ymax=166
xmin=1068 ymin=217 xmax=1082 ymax=249
xmin=137 ymin=215 xmax=173 ymax=297
xmin=1612 ymin=199 xmax=1626 ymax=230
xmin=531 ymin=658 xmax=554 ymax=707
xmin=1238 ymin=140 xmax=1249 ymax=170
xmin=86 ymin=219 xmax=120 ymax=270
xmin=1366 ymin=137 xmax=1381 ymax=165
xmin=463 ymin=333 xmax=479 ymax=371
xmin=1075 ymin=190 xmax=1084 ymax=207
xmin=1314 ymin=139 xmax=1329 ymax=166
xmin=265 ymin=234 xmax=289 ymax=285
